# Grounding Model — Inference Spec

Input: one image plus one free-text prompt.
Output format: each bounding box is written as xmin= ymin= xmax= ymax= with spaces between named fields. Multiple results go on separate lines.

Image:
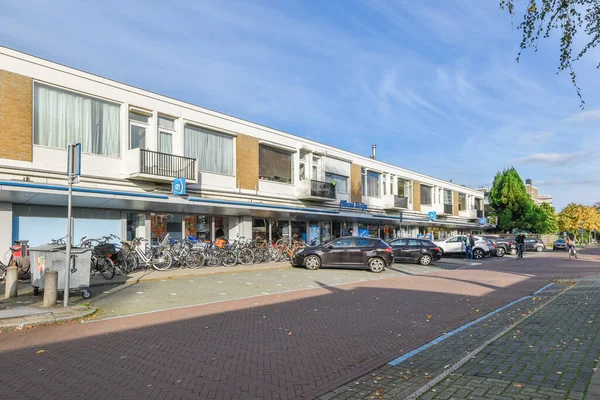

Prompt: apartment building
xmin=525 ymin=179 xmax=553 ymax=206
xmin=0 ymin=47 xmax=486 ymax=258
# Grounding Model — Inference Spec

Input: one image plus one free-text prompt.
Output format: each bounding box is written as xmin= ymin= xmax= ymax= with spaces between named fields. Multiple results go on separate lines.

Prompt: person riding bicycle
xmin=566 ymin=233 xmax=576 ymax=256
xmin=515 ymin=233 xmax=526 ymax=258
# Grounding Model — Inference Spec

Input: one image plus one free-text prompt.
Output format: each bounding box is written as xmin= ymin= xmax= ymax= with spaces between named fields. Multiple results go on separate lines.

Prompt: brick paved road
xmin=0 ymin=250 xmax=599 ymax=399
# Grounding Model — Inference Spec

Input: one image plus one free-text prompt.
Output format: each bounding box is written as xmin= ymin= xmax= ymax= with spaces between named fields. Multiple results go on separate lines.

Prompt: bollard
xmin=4 ymin=266 xmax=18 ymax=299
xmin=43 ymin=270 xmax=59 ymax=307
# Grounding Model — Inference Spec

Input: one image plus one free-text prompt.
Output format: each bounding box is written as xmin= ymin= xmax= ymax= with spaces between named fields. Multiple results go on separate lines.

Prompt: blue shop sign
xmin=479 ymin=218 xmax=487 ymax=225
xmin=339 ymin=200 xmax=368 ymax=211
xmin=427 ymin=211 xmax=437 ymax=221
xmin=173 ymin=177 xmax=187 ymax=196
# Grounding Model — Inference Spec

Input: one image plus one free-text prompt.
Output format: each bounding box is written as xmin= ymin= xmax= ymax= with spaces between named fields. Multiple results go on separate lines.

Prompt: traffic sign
xmin=67 ymin=143 xmax=81 ymax=177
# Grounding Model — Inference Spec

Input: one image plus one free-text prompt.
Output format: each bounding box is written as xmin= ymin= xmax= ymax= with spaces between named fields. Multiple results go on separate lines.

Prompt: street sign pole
xmin=64 ymin=143 xmax=81 ymax=307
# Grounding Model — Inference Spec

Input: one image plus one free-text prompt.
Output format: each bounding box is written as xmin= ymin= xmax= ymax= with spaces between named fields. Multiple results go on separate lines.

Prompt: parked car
xmin=553 ymin=239 xmax=568 ymax=251
xmin=485 ymin=239 xmax=505 ymax=257
xmin=292 ymin=236 xmax=393 ymax=273
xmin=433 ymin=235 xmax=490 ymax=259
xmin=387 ymin=238 xmax=442 ymax=266
xmin=483 ymin=236 xmax=512 ymax=256
xmin=525 ymin=238 xmax=545 ymax=252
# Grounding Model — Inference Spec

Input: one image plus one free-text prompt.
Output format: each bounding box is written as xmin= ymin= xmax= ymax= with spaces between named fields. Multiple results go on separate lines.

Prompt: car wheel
xmin=496 ymin=247 xmax=505 ymax=257
xmin=419 ymin=254 xmax=432 ymax=266
xmin=439 ymin=248 xmax=444 ymax=256
xmin=368 ymin=257 xmax=385 ymax=273
xmin=483 ymin=251 xmax=491 ymax=259
xmin=473 ymin=249 xmax=484 ymax=259
xmin=536 ymin=246 xmax=543 ymax=252
xmin=304 ymin=255 xmax=321 ymax=270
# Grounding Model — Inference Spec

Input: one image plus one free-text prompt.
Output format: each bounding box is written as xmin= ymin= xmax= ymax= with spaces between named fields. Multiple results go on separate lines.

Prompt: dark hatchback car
xmin=292 ymin=237 xmax=394 ymax=273
xmin=524 ymin=238 xmax=545 ymax=252
xmin=388 ymin=238 xmax=442 ymax=265
xmin=553 ymin=239 xmax=568 ymax=251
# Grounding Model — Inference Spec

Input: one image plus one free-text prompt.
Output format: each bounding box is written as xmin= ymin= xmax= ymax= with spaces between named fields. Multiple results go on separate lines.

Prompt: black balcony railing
xmin=477 ymin=210 xmax=484 ymax=218
xmin=394 ymin=196 xmax=409 ymax=208
xmin=444 ymin=204 xmax=453 ymax=214
xmin=310 ymin=180 xmax=336 ymax=199
xmin=140 ymin=149 xmax=196 ymax=181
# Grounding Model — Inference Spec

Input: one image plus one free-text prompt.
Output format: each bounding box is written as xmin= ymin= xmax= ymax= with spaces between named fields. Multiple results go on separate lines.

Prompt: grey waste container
xmin=30 ymin=245 xmax=92 ymax=299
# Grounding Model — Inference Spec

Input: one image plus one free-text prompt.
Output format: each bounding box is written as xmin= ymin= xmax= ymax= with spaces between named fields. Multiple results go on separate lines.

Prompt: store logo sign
xmin=339 ymin=200 xmax=367 ymax=211
xmin=173 ymin=177 xmax=186 ymax=196
xmin=427 ymin=211 xmax=437 ymax=221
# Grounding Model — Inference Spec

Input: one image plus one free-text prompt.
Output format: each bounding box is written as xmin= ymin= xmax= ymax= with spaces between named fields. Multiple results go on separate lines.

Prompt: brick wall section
xmin=453 ymin=191 xmax=459 ymax=216
xmin=235 ymin=133 xmax=259 ymax=190
xmin=350 ymin=164 xmax=362 ymax=203
xmin=412 ymin=180 xmax=421 ymax=212
xmin=0 ymin=70 xmax=33 ymax=162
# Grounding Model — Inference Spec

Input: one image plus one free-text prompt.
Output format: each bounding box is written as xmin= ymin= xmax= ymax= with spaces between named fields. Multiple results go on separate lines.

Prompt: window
xmin=129 ymin=112 xmax=148 ymax=150
xmin=331 ymin=238 xmax=352 ymax=248
xmin=158 ymin=115 xmax=175 ymax=154
xmin=312 ymin=156 xmax=321 ymax=181
xmin=448 ymin=236 xmax=463 ymax=243
xmin=354 ymin=238 xmax=373 ymax=247
xmin=299 ymin=150 xmax=308 ymax=181
xmin=184 ymin=125 xmax=234 ymax=175
xmin=407 ymin=239 xmax=420 ymax=246
xmin=458 ymin=193 xmax=467 ymax=211
xmin=366 ymin=171 xmax=380 ymax=198
xmin=34 ymin=83 xmax=120 ymax=157
xmin=398 ymin=178 xmax=412 ymax=202
xmin=391 ymin=239 xmax=407 ymax=246
xmin=383 ymin=175 xmax=387 ymax=195
xmin=325 ymin=172 xmax=348 ymax=194
xmin=259 ymin=145 xmax=293 ymax=184
xmin=443 ymin=190 xmax=453 ymax=205
xmin=420 ymin=185 xmax=432 ymax=205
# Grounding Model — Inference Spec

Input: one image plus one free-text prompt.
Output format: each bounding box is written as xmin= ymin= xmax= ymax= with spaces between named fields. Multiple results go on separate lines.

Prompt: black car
xmin=292 ymin=236 xmax=394 ymax=273
xmin=483 ymin=236 xmax=512 ymax=255
xmin=553 ymin=239 xmax=568 ymax=251
xmin=388 ymin=238 xmax=442 ymax=265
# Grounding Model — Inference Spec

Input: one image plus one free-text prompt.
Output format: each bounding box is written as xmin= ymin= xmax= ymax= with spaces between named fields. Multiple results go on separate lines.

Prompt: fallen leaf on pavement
xmin=288 ymin=332 xmax=293 ymax=336
xmin=557 ymin=371 xmax=563 ymax=375
xmin=513 ymin=383 xmax=523 ymax=388
xmin=427 ymin=315 xmax=432 ymax=320
xmin=36 ymin=350 xmax=45 ymax=354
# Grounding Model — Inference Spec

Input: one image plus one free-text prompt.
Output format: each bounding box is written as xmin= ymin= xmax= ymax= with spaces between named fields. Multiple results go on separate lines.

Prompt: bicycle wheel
xmin=151 ymin=250 xmax=173 ymax=271
xmin=253 ymin=248 xmax=264 ymax=264
xmin=185 ymin=251 xmax=206 ymax=269
xmin=266 ymin=246 xmax=280 ymax=262
xmin=124 ymin=253 xmax=138 ymax=273
xmin=206 ymin=249 xmax=222 ymax=267
xmin=221 ymin=250 xmax=237 ymax=267
xmin=238 ymin=248 xmax=254 ymax=265
xmin=99 ymin=257 xmax=115 ymax=280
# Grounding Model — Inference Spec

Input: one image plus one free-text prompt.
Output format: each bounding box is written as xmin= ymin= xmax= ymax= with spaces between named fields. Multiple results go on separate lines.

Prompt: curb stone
xmin=0 ymin=306 xmax=97 ymax=331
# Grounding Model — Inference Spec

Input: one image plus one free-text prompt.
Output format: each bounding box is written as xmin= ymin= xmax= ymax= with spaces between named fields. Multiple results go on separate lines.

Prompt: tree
xmin=558 ymin=203 xmax=600 ymax=237
xmin=500 ymin=0 xmax=600 ymax=107
xmin=488 ymin=167 xmax=533 ymax=231
xmin=539 ymin=202 xmax=559 ymax=233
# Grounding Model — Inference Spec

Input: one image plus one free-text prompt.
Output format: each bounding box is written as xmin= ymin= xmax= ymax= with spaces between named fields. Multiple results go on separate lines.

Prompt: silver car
xmin=433 ymin=235 xmax=490 ymax=259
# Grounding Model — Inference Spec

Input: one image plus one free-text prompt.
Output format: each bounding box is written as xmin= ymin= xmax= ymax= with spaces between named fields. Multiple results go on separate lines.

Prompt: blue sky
xmin=2 ymin=0 xmax=599 ymax=210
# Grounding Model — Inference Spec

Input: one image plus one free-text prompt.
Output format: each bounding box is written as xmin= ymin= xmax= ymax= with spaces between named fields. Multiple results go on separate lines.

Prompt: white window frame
xmin=325 ymin=171 xmax=349 ymax=194
xmin=158 ymin=115 xmax=176 ymax=154
xmin=129 ymin=111 xmax=150 ymax=150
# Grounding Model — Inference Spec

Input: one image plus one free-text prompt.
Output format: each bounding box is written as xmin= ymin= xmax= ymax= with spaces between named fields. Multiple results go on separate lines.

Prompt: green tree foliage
xmin=500 ymin=0 xmax=600 ymax=107
xmin=488 ymin=167 xmax=557 ymax=233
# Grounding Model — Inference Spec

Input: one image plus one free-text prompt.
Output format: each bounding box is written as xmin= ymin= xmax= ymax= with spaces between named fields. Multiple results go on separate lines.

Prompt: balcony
xmin=383 ymin=195 xmax=409 ymax=210
xmin=297 ymin=179 xmax=336 ymax=201
xmin=443 ymin=204 xmax=453 ymax=214
xmin=128 ymin=149 xmax=197 ymax=183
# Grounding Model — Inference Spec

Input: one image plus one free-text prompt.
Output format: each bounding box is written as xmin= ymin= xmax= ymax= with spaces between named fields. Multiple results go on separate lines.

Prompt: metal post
xmin=64 ymin=174 xmax=72 ymax=307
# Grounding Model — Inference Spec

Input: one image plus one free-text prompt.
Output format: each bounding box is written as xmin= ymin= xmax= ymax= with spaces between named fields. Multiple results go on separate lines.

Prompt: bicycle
xmin=80 ymin=237 xmax=116 ymax=280
xmin=517 ymin=243 xmax=525 ymax=259
xmin=569 ymin=245 xmax=578 ymax=260
xmin=128 ymin=235 xmax=173 ymax=271
xmin=0 ymin=246 xmax=20 ymax=283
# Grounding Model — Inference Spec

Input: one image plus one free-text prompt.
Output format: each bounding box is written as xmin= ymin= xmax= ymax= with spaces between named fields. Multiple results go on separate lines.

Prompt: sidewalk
xmin=0 ymin=304 xmax=96 ymax=331
xmin=319 ymin=278 xmax=600 ymax=400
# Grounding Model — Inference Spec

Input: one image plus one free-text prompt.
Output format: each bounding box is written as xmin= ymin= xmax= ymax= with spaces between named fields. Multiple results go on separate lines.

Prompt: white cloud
xmin=513 ymin=152 xmax=586 ymax=166
xmin=568 ymin=109 xmax=600 ymax=122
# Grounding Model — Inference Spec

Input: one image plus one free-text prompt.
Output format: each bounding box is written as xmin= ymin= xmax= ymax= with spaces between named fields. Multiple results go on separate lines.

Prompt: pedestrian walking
xmin=347 ymin=228 xmax=354 ymax=236
xmin=515 ymin=232 xmax=525 ymax=259
xmin=465 ymin=232 xmax=475 ymax=260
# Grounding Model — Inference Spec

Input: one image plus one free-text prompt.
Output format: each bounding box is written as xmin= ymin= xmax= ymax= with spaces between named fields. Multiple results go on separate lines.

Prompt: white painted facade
xmin=0 ymin=47 xmax=486 ymax=258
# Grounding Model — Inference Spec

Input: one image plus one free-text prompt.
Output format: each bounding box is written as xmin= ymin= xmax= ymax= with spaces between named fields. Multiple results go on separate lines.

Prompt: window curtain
xmin=420 ymin=185 xmax=432 ymax=204
xmin=158 ymin=116 xmax=175 ymax=130
xmin=184 ymin=125 xmax=233 ymax=175
xmin=159 ymin=132 xmax=172 ymax=154
xmin=34 ymin=84 xmax=120 ymax=157
xmin=367 ymin=171 xmax=380 ymax=197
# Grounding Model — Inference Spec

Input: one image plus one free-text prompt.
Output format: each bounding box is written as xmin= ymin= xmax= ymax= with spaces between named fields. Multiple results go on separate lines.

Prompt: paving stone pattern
xmin=317 ymin=284 xmax=568 ymax=399
xmin=422 ymin=279 xmax=600 ymax=400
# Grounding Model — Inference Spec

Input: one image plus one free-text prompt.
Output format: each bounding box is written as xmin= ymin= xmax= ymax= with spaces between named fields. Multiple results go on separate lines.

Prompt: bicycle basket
xmin=93 ymin=243 xmax=116 ymax=256
xmin=215 ymin=238 xmax=227 ymax=248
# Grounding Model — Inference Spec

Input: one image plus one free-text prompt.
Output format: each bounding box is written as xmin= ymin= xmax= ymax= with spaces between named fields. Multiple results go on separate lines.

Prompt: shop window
xmin=259 ymin=145 xmax=293 ymax=184
xmin=252 ymin=218 xmax=268 ymax=241
xmin=272 ymin=220 xmax=290 ymax=241
xmin=126 ymin=213 xmax=146 ymax=241
xmin=151 ymin=213 xmax=182 ymax=244
xmin=420 ymin=185 xmax=433 ymax=205
xmin=184 ymin=215 xmax=212 ymax=240
xmin=291 ymin=221 xmax=307 ymax=242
